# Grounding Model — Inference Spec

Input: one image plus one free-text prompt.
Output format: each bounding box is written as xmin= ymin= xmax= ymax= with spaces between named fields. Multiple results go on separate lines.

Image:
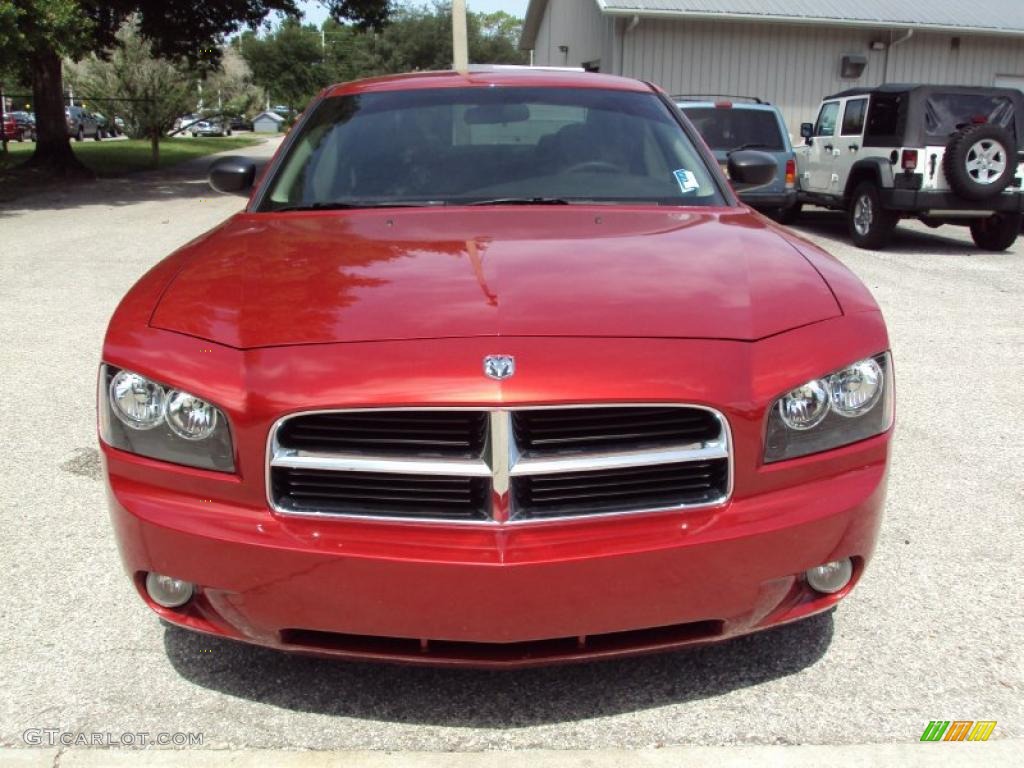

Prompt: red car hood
xmin=150 ymin=207 xmax=841 ymax=348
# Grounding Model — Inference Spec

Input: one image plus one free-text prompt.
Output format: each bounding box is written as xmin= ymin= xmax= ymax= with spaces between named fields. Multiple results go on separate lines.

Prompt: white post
xmin=452 ymin=0 xmax=469 ymax=73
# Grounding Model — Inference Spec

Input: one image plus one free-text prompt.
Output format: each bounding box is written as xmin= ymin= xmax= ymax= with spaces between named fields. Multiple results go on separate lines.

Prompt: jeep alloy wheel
xmin=853 ymin=194 xmax=873 ymax=237
xmin=965 ymin=138 xmax=1007 ymax=186
xmin=848 ymin=182 xmax=898 ymax=250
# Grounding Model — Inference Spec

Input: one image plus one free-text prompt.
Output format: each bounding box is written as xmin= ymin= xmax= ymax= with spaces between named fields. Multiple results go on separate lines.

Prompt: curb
xmin=2 ymin=742 xmax=1022 ymax=767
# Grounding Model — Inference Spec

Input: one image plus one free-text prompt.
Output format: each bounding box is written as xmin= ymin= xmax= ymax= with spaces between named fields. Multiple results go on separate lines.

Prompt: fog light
xmin=145 ymin=572 xmax=194 ymax=608
xmin=805 ymin=559 xmax=853 ymax=594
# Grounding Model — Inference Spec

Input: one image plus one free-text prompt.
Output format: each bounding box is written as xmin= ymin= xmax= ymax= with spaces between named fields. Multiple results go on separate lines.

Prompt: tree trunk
xmin=26 ymin=46 xmax=92 ymax=178
xmin=150 ymin=132 xmax=160 ymax=168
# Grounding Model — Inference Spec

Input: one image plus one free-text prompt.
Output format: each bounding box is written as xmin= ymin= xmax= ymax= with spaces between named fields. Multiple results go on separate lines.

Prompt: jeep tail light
xmin=901 ymin=149 xmax=918 ymax=171
xmin=785 ymin=158 xmax=797 ymax=188
xmin=714 ymin=100 xmax=732 ymax=109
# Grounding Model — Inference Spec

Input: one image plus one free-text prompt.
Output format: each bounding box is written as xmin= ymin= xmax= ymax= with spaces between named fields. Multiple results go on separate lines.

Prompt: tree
xmin=0 ymin=1 xmax=390 ymax=176
xmin=320 ymin=3 xmax=528 ymax=86
xmin=203 ymin=46 xmax=265 ymax=121
xmin=65 ymin=23 xmax=194 ymax=167
xmin=239 ymin=20 xmax=326 ymax=116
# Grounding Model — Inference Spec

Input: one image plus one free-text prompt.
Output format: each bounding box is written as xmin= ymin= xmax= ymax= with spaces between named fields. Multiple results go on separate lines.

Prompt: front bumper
xmin=106 ymin=433 xmax=888 ymax=668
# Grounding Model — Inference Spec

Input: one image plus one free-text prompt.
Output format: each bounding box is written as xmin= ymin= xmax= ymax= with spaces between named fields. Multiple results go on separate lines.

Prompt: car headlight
xmin=98 ymin=364 xmax=234 ymax=472
xmin=765 ymin=352 xmax=893 ymax=463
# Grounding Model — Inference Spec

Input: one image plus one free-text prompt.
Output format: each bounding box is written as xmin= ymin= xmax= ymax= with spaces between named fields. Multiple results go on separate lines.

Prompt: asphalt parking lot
xmin=0 ymin=138 xmax=1021 ymax=754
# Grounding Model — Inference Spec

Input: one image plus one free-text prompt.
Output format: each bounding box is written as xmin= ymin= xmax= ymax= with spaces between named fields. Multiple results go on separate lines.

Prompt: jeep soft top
xmin=822 ymin=84 xmax=1024 ymax=151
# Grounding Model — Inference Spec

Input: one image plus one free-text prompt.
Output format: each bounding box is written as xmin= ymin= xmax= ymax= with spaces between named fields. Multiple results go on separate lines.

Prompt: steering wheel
xmin=563 ymin=160 xmax=624 ymax=175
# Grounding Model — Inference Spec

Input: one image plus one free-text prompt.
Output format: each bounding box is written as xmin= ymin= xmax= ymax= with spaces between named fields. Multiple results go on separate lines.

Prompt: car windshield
xmin=681 ymin=107 xmax=785 ymax=152
xmin=260 ymin=86 xmax=724 ymax=210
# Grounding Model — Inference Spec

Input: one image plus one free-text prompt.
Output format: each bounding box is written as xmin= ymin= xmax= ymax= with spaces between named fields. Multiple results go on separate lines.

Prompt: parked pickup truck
xmin=793 ymin=84 xmax=1024 ymax=251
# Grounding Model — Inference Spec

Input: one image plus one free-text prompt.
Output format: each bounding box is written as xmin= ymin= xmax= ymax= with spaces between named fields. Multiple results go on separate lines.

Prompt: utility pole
xmin=1 ymin=82 xmax=7 ymax=154
xmin=452 ymin=0 xmax=469 ymax=73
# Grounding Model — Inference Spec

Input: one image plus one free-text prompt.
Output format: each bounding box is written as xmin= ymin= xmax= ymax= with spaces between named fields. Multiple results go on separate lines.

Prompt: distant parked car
xmin=66 ymin=106 xmax=102 ymax=141
xmin=229 ymin=115 xmax=251 ymax=132
xmin=9 ymin=111 xmax=35 ymax=141
xmin=94 ymin=112 xmax=123 ymax=138
xmin=174 ymin=113 xmax=202 ymax=133
xmin=192 ymin=118 xmax=232 ymax=137
xmin=677 ymin=95 xmax=799 ymax=222
xmin=1 ymin=114 xmax=26 ymax=142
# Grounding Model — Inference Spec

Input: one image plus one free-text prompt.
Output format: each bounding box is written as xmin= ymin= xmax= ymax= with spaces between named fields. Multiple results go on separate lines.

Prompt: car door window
xmin=814 ymin=102 xmax=840 ymax=137
xmin=841 ymin=98 xmax=868 ymax=136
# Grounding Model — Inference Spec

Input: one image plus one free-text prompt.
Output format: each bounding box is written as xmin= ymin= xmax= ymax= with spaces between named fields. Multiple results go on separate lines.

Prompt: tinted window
xmin=814 ymin=102 xmax=839 ymax=136
xmin=924 ymin=93 xmax=1016 ymax=137
xmin=681 ymin=107 xmax=785 ymax=151
xmin=841 ymin=99 xmax=868 ymax=135
xmin=261 ymin=87 xmax=724 ymax=209
xmin=865 ymin=95 xmax=903 ymax=140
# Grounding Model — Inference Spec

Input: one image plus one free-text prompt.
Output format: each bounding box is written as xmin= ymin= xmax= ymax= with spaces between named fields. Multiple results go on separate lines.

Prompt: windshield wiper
xmin=460 ymin=197 xmax=573 ymax=206
xmin=729 ymin=143 xmax=775 ymax=152
xmin=269 ymin=201 xmax=443 ymax=212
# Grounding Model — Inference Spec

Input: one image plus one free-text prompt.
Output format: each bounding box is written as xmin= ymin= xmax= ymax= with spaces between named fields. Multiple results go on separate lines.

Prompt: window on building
xmin=841 ymin=98 xmax=868 ymax=136
xmin=814 ymin=102 xmax=839 ymax=136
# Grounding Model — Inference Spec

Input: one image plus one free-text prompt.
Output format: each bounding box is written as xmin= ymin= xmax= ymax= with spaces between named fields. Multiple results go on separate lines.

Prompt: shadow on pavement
xmin=789 ymin=208 xmax=987 ymax=255
xmin=164 ymin=611 xmax=834 ymax=727
xmin=0 ymin=149 xmax=275 ymax=217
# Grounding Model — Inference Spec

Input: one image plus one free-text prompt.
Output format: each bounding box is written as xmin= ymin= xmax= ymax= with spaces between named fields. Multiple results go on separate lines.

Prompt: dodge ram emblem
xmin=483 ymin=355 xmax=515 ymax=380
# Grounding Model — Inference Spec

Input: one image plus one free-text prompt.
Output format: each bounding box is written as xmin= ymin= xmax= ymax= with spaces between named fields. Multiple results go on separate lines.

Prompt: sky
xmin=298 ymin=0 xmax=530 ymax=25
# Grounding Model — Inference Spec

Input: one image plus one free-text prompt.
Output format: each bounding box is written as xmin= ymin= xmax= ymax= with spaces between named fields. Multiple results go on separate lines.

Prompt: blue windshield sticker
xmin=673 ymin=169 xmax=700 ymax=195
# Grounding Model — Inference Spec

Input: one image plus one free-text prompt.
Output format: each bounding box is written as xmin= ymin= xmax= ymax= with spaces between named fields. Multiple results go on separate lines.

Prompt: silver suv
xmin=794 ymin=85 xmax=1024 ymax=251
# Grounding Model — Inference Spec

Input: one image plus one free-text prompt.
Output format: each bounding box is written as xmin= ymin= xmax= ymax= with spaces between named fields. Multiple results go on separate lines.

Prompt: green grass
xmin=0 ymin=135 xmax=263 ymax=176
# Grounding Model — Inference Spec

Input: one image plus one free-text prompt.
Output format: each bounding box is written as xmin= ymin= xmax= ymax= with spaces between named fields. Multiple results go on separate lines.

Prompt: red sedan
xmin=100 ymin=68 xmax=893 ymax=667
xmin=1 ymin=115 xmax=25 ymax=142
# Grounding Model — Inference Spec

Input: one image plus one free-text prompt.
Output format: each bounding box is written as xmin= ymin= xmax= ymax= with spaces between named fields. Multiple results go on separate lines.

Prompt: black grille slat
xmin=278 ymin=411 xmax=487 ymax=457
xmin=272 ymin=467 xmax=490 ymax=520
xmin=512 ymin=459 xmax=728 ymax=519
xmin=513 ymin=407 xmax=720 ymax=453
xmin=271 ymin=407 xmax=730 ymax=522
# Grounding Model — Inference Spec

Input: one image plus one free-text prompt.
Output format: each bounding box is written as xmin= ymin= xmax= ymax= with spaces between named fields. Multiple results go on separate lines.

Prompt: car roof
xmin=322 ymin=67 xmax=652 ymax=98
xmin=825 ymin=83 xmax=1024 ymax=100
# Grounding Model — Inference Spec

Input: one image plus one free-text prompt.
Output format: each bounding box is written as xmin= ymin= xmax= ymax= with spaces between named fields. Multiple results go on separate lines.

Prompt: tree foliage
xmin=0 ymin=0 xmax=390 ymax=175
xmin=240 ymin=3 xmax=528 ymax=114
xmin=238 ymin=20 xmax=326 ymax=115
xmin=65 ymin=23 xmax=194 ymax=166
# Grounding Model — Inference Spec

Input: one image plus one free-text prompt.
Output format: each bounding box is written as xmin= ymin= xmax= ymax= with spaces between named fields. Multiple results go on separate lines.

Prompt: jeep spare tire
xmin=943 ymin=123 xmax=1016 ymax=200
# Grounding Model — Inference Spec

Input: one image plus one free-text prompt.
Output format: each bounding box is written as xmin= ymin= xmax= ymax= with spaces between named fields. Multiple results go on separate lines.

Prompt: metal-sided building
xmin=520 ymin=1 xmax=1024 ymax=135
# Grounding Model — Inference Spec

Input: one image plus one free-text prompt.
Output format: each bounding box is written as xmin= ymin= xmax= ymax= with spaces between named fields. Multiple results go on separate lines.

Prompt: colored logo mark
xmin=920 ymin=721 xmax=997 ymax=742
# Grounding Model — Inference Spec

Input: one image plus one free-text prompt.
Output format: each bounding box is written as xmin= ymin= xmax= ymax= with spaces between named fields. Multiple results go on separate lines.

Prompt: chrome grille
xmin=512 ymin=406 xmax=720 ymax=454
xmin=277 ymin=411 xmax=487 ymax=457
xmin=269 ymin=406 xmax=731 ymax=523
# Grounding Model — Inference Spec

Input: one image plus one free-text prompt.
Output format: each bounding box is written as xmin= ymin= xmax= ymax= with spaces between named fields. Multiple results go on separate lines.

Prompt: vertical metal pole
xmin=0 ymin=83 xmax=7 ymax=153
xmin=452 ymin=0 xmax=469 ymax=73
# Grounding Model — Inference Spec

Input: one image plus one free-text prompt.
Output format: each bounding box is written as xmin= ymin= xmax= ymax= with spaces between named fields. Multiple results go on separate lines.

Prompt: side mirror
xmin=209 ymin=156 xmax=256 ymax=194
xmin=727 ymin=150 xmax=777 ymax=190
xmin=800 ymin=122 xmax=814 ymax=141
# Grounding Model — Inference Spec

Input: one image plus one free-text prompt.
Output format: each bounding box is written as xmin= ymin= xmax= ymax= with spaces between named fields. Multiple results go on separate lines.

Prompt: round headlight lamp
xmin=109 ymin=370 xmax=166 ymax=430
xmin=830 ymin=358 xmax=884 ymax=417
xmin=777 ymin=379 xmax=830 ymax=431
xmin=165 ymin=390 xmax=218 ymax=441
